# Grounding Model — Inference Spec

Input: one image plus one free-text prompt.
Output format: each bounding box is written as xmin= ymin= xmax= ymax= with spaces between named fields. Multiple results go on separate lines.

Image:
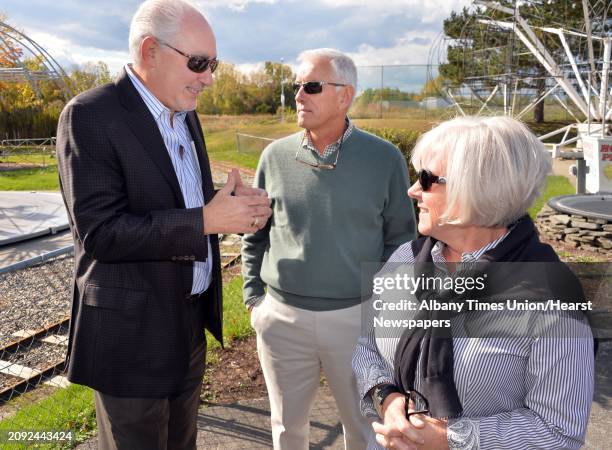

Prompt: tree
xmin=0 ymin=14 xmax=115 ymax=138
xmin=197 ymin=61 xmax=295 ymax=115
xmin=439 ymin=1 xmax=602 ymax=123
xmin=420 ymin=74 xmax=448 ymax=100
xmin=0 ymin=12 xmax=23 ymax=67
xmin=69 ymin=61 xmax=112 ymax=94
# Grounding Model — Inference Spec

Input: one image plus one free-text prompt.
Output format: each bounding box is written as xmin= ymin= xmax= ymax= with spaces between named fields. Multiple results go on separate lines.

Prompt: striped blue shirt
xmin=352 ymin=228 xmax=594 ymax=449
xmin=125 ymin=64 xmax=212 ymax=294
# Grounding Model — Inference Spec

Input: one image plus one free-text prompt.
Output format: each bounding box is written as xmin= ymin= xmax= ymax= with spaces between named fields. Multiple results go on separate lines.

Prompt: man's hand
xmin=230 ymin=168 xmax=268 ymax=198
xmin=203 ymin=169 xmax=272 ymax=235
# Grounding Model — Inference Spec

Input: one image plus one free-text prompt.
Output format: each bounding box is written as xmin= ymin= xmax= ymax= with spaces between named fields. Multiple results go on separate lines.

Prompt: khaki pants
xmin=252 ymin=293 xmax=371 ymax=450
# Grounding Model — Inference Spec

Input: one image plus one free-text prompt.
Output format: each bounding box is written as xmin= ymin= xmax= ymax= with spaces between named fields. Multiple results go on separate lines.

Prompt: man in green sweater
xmin=241 ymin=48 xmax=416 ymax=450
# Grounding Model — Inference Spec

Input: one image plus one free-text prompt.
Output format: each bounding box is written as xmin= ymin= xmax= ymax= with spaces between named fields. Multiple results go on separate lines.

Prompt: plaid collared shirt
xmin=303 ymin=117 xmax=354 ymax=159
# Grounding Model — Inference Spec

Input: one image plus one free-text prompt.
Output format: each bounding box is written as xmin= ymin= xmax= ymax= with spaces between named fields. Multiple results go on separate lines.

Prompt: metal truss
xmin=0 ymin=20 xmax=72 ymax=101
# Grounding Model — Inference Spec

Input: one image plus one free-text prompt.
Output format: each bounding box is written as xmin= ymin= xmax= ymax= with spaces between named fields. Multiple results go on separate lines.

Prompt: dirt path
xmin=209 ymin=160 xmax=255 ymax=188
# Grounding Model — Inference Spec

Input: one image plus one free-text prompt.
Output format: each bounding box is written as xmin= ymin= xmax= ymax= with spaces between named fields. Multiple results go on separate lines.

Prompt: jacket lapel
xmin=116 ymin=69 xmax=185 ymax=208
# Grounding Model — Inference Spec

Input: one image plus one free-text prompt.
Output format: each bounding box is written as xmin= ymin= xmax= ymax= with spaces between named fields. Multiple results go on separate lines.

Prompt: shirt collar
xmin=431 ymin=226 xmax=513 ymax=263
xmin=125 ymin=64 xmax=188 ymax=127
xmin=303 ymin=117 xmax=354 ymax=155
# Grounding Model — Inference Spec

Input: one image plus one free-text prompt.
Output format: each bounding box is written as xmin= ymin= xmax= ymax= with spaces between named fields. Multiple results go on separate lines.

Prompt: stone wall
xmin=536 ymin=204 xmax=612 ymax=254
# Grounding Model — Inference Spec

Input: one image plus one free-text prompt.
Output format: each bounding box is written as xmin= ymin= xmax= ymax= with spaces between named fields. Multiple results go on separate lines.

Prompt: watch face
xmin=375 ymin=389 xmax=386 ymax=406
xmin=374 ymin=386 xmax=386 ymax=405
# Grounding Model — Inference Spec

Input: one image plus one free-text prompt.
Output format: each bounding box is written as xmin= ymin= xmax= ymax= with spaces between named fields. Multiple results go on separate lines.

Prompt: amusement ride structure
xmin=429 ymin=0 xmax=612 ymax=196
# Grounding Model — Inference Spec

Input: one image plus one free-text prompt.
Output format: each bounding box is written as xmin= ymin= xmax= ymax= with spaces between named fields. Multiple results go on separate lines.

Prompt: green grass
xmin=0 ymin=154 xmax=55 ymax=165
xmin=200 ymin=114 xmax=437 ymax=169
xmin=206 ymin=276 xmax=252 ymax=350
xmin=528 ymin=175 xmax=575 ymax=219
xmin=0 ymin=276 xmax=251 ymax=448
xmin=555 ymin=250 xmax=599 ymax=263
xmin=0 ymin=384 xmax=95 ymax=449
xmin=0 ymin=166 xmax=59 ymax=190
xmin=202 ymin=115 xmax=299 ymax=170
xmin=0 ymin=117 xmax=580 ymax=215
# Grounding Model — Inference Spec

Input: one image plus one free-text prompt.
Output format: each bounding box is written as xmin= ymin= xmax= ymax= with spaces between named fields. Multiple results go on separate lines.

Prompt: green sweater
xmin=241 ymin=128 xmax=416 ymax=311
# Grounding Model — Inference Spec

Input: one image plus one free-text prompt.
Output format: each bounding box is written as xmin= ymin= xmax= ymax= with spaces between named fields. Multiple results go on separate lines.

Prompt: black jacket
xmin=56 ymin=69 xmax=222 ymax=397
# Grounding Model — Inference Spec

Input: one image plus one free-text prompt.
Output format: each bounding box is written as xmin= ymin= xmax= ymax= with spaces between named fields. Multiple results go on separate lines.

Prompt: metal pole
xmin=280 ymin=57 xmax=285 ymax=123
xmin=576 ymin=159 xmax=586 ymax=194
xmin=601 ymin=39 xmax=611 ymax=137
xmin=582 ymin=0 xmax=597 ymax=77
xmin=0 ymin=245 xmax=74 ymax=275
xmin=380 ymin=65 xmax=384 ymax=119
xmin=588 ymin=71 xmax=591 ymax=136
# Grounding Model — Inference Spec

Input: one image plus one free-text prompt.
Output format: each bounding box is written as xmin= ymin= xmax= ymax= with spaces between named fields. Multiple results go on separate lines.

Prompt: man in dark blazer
xmin=56 ymin=1 xmax=271 ymax=448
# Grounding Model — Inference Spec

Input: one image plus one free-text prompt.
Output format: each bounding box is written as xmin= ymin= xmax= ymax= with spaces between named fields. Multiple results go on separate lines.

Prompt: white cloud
xmin=347 ymin=29 xmax=439 ymax=66
xmin=28 ymin=30 xmax=128 ymax=75
xmin=4 ymin=0 xmax=474 ymax=75
xmin=197 ymin=0 xmax=279 ymax=12
xmin=318 ymin=0 xmax=471 ymax=23
xmin=234 ymin=61 xmax=265 ymax=75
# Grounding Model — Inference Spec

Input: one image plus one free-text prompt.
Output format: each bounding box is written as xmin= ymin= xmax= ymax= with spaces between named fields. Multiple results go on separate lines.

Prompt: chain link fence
xmin=0 ymin=248 xmax=95 ymax=448
xmin=0 ymin=231 xmax=247 ymax=448
xmin=351 ymin=64 xmax=451 ymax=120
xmin=235 ymin=133 xmax=274 ymax=154
xmin=350 ymin=65 xmax=578 ymax=123
xmin=0 ymin=140 xmax=57 ymax=172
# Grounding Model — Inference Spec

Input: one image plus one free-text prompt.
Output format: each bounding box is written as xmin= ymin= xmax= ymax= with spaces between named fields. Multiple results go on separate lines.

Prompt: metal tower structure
xmin=0 ymin=20 xmax=73 ymax=101
xmin=429 ymin=0 xmax=612 ymax=192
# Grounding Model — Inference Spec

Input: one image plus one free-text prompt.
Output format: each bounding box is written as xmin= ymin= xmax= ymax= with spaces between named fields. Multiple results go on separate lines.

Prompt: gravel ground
xmin=0 ymin=373 xmax=20 ymax=391
xmin=0 ymin=233 xmax=244 ymax=349
xmin=209 ymin=161 xmax=255 ymax=188
xmin=0 ymin=234 xmax=242 ymax=350
xmin=0 ymin=159 xmax=252 ymax=352
xmin=0 ymin=255 xmax=72 ymax=348
xmin=6 ymin=338 xmax=68 ymax=371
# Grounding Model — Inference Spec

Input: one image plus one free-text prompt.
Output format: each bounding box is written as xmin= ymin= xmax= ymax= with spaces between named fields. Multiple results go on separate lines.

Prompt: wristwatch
xmin=371 ymin=383 xmax=401 ymax=416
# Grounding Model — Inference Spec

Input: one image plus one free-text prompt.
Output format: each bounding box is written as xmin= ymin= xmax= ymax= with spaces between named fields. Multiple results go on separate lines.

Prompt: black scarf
xmin=392 ymin=215 xmax=586 ymax=419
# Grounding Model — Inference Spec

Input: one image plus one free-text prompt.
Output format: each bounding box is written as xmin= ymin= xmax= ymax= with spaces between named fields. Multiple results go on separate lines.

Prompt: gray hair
xmin=129 ymin=0 xmax=202 ymax=65
xmin=411 ymin=116 xmax=551 ymax=228
xmin=297 ymin=48 xmax=358 ymax=102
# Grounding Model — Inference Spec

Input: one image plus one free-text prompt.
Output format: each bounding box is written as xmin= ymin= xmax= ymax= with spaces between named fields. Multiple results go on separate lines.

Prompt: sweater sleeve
xmin=241 ymin=153 xmax=270 ymax=304
xmin=382 ymin=150 xmax=417 ymax=261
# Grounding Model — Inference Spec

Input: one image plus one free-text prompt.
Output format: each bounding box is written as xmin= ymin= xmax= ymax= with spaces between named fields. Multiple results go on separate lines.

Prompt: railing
xmin=0 ymin=137 xmax=56 ymax=147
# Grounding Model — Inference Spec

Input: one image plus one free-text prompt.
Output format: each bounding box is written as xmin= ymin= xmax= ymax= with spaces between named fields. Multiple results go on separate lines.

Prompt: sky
xmin=1 ymin=0 xmax=472 ymax=92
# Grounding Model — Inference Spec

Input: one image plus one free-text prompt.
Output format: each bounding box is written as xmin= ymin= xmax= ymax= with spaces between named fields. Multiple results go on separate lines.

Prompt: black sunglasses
xmin=292 ymin=81 xmax=347 ymax=95
xmin=417 ymin=169 xmax=447 ymax=191
xmin=160 ymin=41 xmax=219 ymax=74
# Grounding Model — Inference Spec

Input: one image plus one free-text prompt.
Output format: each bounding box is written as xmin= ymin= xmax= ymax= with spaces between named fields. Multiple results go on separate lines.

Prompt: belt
xmin=185 ymin=289 xmax=209 ymax=301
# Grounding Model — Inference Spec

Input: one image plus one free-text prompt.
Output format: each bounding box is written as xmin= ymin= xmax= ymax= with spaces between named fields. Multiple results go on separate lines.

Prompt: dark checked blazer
xmin=56 ymin=69 xmax=222 ymax=398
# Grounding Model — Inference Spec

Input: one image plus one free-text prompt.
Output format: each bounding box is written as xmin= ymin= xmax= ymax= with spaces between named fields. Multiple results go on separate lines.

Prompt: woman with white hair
xmin=352 ymin=116 xmax=594 ymax=450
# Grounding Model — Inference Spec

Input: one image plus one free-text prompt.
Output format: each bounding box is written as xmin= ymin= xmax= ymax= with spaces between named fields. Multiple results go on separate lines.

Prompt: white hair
xmin=411 ymin=116 xmax=551 ymax=228
xmin=297 ymin=48 xmax=358 ymax=102
xmin=129 ymin=0 xmax=203 ymax=65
